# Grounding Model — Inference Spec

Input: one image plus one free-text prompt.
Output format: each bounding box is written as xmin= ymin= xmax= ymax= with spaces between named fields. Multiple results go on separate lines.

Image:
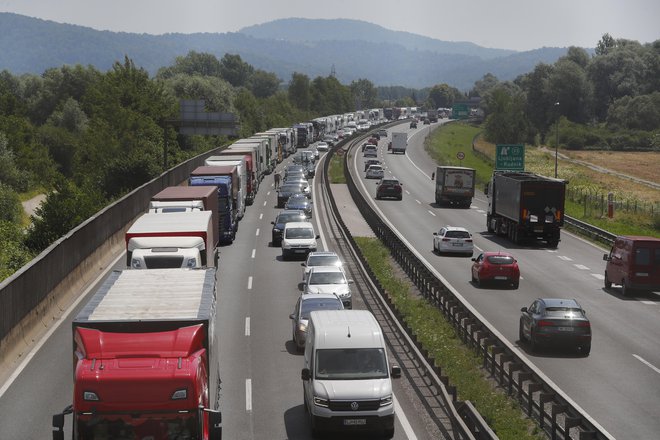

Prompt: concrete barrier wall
xmin=0 ymin=146 xmax=223 ymax=347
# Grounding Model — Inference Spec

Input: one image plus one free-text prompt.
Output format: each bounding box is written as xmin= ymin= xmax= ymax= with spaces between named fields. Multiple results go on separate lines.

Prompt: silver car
xmin=290 ymin=293 xmax=343 ymax=351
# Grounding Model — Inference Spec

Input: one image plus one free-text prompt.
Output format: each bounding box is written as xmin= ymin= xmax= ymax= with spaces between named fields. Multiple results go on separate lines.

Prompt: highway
xmin=350 ymin=121 xmax=660 ymax=440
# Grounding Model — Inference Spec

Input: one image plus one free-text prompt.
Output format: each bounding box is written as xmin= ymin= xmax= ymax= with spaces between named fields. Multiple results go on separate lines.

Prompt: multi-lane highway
xmin=350 ymin=121 xmax=660 ymax=440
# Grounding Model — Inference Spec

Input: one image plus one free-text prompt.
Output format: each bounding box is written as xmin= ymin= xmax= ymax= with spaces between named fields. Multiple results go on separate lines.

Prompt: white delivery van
xmin=282 ymin=222 xmax=319 ymax=260
xmin=301 ymin=310 xmax=401 ymax=438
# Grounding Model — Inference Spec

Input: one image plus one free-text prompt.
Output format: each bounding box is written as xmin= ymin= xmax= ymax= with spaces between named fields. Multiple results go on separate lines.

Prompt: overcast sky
xmin=1 ymin=0 xmax=658 ymax=51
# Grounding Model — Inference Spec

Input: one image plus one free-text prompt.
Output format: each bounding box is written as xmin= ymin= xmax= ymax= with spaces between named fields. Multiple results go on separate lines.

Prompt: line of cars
xmin=360 ymin=133 xmax=404 ymax=201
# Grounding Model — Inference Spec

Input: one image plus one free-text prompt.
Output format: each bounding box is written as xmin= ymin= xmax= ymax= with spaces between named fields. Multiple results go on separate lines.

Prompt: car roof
xmin=443 ymin=226 xmax=469 ymax=232
xmin=308 ymin=251 xmax=339 ymax=257
xmin=300 ymin=292 xmax=342 ymax=302
xmin=539 ymin=298 xmax=581 ymax=308
xmin=367 ymin=164 xmax=383 ymax=169
xmin=483 ymin=251 xmax=514 ymax=257
xmin=309 ymin=265 xmax=344 ymax=274
xmin=278 ymin=209 xmax=306 ymax=216
xmin=284 ymin=221 xmax=314 ymax=229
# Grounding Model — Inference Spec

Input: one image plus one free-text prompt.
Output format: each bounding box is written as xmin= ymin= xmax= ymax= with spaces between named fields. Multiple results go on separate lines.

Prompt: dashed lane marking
xmin=591 ymin=274 xmax=605 ymax=280
xmin=558 ymin=255 xmax=573 ymax=261
xmin=263 ymin=201 xmax=267 ymax=206
xmin=245 ymin=317 xmax=250 ymax=336
xmin=633 ymin=354 xmax=660 ymax=375
xmin=246 ymin=379 xmax=253 ymax=411
xmin=259 ymin=213 xmax=263 ymax=220
xmin=574 ymin=264 xmax=590 ymax=270
xmin=428 ymin=210 xmax=436 ymax=216
xmin=476 ymin=209 xmax=486 ymax=213
xmin=247 ymin=276 xmax=253 ymax=290
xmin=415 ymin=199 xmax=421 ymax=204
xmin=251 ymin=249 xmax=256 ymax=259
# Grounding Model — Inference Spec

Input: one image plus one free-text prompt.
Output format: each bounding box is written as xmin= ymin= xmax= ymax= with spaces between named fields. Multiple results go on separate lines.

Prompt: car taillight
xmin=465 ymin=239 xmax=473 ymax=242
xmin=576 ymin=321 xmax=591 ymax=328
xmin=442 ymin=238 xmax=450 ymax=241
xmin=537 ymin=320 xmax=555 ymax=327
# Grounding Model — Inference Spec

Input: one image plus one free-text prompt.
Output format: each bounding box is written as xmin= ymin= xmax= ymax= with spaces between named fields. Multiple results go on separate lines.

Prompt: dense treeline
xmin=472 ymin=35 xmax=660 ymax=150
xmin=0 ymin=51 xmax=376 ymax=280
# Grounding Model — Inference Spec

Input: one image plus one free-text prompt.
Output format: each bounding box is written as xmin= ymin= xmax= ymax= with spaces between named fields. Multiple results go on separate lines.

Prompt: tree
xmin=219 ymin=54 xmax=254 ymax=88
xmin=0 ymin=183 xmax=21 ymax=223
xmin=518 ymin=63 xmax=555 ymax=141
xmin=288 ymin=72 xmax=311 ymax=111
xmin=350 ymin=78 xmax=377 ymax=109
xmin=483 ymin=86 xmax=529 ymax=144
xmin=163 ymin=74 xmax=235 ymax=112
xmin=596 ymin=33 xmax=616 ymax=56
xmin=470 ymin=73 xmax=499 ymax=97
xmin=0 ymin=220 xmax=34 ymax=281
xmin=548 ymin=58 xmax=592 ymax=124
xmin=249 ymin=70 xmax=281 ymax=99
xmin=156 ymin=51 xmax=223 ymax=79
xmin=427 ymin=83 xmax=461 ymax=109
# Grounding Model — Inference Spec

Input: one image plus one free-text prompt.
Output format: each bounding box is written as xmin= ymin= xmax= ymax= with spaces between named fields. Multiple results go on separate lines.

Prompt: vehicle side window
xmin=655 ymin=249 xmax=660 ymax=266
xmin=634 ymin=248 xmax=651 ymax=265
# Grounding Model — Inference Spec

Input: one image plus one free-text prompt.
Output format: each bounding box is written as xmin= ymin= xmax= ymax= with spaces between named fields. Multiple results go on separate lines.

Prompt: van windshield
xmin=286 ymin=228 xmax=314 ymax=239
xmin=315 ymin=348 xmax=388 ymax=380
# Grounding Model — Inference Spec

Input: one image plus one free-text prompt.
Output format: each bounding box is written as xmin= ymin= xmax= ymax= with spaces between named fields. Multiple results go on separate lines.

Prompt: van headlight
xmin=297 ymin=322 xmax=307 ymax=333
xmin=380 ymin=395 xmax=393 ymax=407
xmin=313 ymin=396 xmax=329 ymax=408
xmin=131 ymin=259 xmax=142 ymax=269
xmin=185 ymin=258 xmax=197 ymax=268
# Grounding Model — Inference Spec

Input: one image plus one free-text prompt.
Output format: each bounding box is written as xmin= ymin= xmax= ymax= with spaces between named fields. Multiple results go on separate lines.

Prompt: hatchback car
xmin=304 ymin=266 xmax=354 ymax=308
xmin=366 ymin=164 xmax=385 ymax=179
xmin=519 ymin=298 xmax=591 ymax=355
xmin=315 ymin=141 xmax=329 ymax=152
xmin=301 ymin=251 xmax=343 ymax=282
xmin=285 ymin=193 xmax=313 ymax=218
xmin=276 ymin=183 xmax=305 ymax=208
xmin=376 ymin=178 xmax=403 ymax=200
xmin=433 ymin=226 xmax=474 ymax=256
xmin=364 ymin=158 xmax=381 ymax=172
xmin=283 ymin=177 xmax=310 ymax=198
xmin=410 ymin=120 xmax=417 ymax=128
xmin=471 ymin=251 xmax=520 ymax=288
xmin=281 ymin=222 xmax=319 ymax=260
xmin=290 ymin=293 xmax=344 ymax=351
xmin=363 ymin=144 xmax=378 ymax=157
xmin=271 ymin=210 xmax=307 ymax=246
xmin=285 ymin=164 xmax=306 ymax=178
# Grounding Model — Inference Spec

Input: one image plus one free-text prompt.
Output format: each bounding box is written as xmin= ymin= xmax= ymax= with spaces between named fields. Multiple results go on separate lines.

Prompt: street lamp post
xmin=554 ymin=102 xmax=560 ymax=178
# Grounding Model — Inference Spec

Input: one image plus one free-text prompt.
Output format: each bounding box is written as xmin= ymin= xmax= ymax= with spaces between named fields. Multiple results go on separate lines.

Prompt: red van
xmin=603 ymin=236 xmax=660 ymax=296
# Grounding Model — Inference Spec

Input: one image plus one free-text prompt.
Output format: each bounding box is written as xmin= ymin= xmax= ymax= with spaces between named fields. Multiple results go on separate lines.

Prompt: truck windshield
xmin=76 ymin=412 xmax=199 ymax=440
xmin=315 ymin=348 xmax=388 ymax=380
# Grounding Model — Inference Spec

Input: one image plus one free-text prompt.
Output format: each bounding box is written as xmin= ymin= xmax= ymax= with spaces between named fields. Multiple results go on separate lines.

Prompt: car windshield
xmin=300 ymin=299 xmax=343 ymax=319
xmin=309 ymin=272 xmax=346 ymax=285
xmin=380 ymin=180 xmax=398 ymax=186
xmin=308 ymin=255 xmax=340 ymax=267
xmin=545 ymin=307 xmax=583 ymax=316
xmin=285 ymin=228 xmax=314 ymax=239
xmin=446 ymin=230 xmax=470 ymax=239
xmin=277 ymin=213 xmax=304 ymax=223
xmin=315 ymin=348 xmax=388 ymax=380
xmin=486 ymin=255 xmax=514 ymax=265
xmin=280 ymin=185 xmax=302 ymax=193
xmin=368 ymin=166 xmax=383 ymax=171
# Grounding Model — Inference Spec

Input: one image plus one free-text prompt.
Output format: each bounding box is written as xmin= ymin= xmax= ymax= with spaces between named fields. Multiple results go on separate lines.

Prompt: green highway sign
xmin=452 ymin=103 xmax=469 ymax=119
xmin=496 ymin=144 xmax=525 ymax=170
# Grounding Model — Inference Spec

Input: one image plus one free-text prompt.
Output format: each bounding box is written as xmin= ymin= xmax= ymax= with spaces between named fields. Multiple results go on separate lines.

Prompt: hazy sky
xmin=1 ymin=0 xmax=658 ymax=51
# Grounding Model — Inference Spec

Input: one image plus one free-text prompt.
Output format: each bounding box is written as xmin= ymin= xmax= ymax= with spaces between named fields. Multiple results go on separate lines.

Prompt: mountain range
xmin=0 ymin=13 xmax=573 ymax=90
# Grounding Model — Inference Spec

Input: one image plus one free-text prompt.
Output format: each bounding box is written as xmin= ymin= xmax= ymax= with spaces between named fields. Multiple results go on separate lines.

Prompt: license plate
xmin=294 ymin=249 xmax=306 ymax=253
xmin=344 ymin=419 xmax=367 ymax=426
xmin=452 ymin=242 xmax=463 ymax=247
xmin=557 ymin=327 xmax=574 ymax=332
xmin=494 ymin=276 xmax=508 ymax=280
xmin=534 ymin=226 xmax=544 ymax=232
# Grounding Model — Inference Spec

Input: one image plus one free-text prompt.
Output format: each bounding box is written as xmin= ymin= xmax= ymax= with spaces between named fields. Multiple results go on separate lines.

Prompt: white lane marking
xmin=267 ymin=191 xmax=271 ymax=196
xmin=247 ymin=276 xmax=253 ymax=290
xmin=558 ymin=255 xmax=573 ymax=261
xmin=427 ymin=210 xmax=436 ymax=217
xmin=591 ymin=274 xmax=605 ymax=280
xmin=546 ymin=249 xmax=559 ymax=253
xmin=245 ymin=317 xmax=250 ymax=336
xmin=312 ymin=159 xmax=328 ymax=252
xmin=476 ymin=209 xmax=486 ymax=213
xmin=251 ymin=249 xmax=256 ymax=259
xmin=415 ymin=199 xmax=421 ymax=204
xmin=640 ymin=300 xmax=655 ymax=305
xmin=405 ymin=190 xmax=410 ymax=195
xmin=0 ymin=253 xmax=125 ymax=399
xmin=474 ymin=244 xmax=484 ymax=252
xmin=256 ymin=228 xmax=260 ymax=236
xmin=263 ymin=201 xmax=267 ymax=206
xmin=574 ymin=264 xmax=590 ymax=270
xmin=394 ymin=395 xmax=417 ymax=440
xmin=259 ymin=213 xmax=263 ymax=220
xmin=246 ymin=379 xmax=253 ymax=411
xmin=633 ymin=354 xmax=660 ymax=375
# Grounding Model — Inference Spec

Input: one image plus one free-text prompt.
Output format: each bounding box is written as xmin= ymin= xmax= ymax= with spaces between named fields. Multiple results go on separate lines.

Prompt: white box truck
xmin=390 ymin=132 xmax=407 ymax=154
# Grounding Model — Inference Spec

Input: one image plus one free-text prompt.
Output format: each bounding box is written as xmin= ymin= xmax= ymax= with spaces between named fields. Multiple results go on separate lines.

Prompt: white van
xmin=282 ymin=222 xmax=319 ymax=260
xmin=301 ymin=310 xmax=401 ymax=438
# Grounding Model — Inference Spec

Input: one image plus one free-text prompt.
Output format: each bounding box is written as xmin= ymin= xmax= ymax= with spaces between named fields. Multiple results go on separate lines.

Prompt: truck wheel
xmin=604 ymin=272 xmax=612 ymax=289
xmin=486 ymin=216 xmax=494 ymax=233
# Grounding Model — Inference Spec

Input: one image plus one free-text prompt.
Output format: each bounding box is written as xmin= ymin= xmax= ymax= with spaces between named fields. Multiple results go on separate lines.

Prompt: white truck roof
xmin=76 ymin=269 xmax=216 ymax=322
xmin=309 ymin=310 xmax=384 ymax=349
xmin=127 ymin=211 xmax=211 ymax=235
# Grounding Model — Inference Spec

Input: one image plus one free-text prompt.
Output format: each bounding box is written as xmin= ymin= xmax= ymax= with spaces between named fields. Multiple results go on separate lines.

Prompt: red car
xmin=471 ymin=251 xmax=520 ymax=289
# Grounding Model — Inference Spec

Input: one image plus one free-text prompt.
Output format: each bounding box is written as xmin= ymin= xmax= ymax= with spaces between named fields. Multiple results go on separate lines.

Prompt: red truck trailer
xmin=52 ymin=268 xmax=222 ymax=440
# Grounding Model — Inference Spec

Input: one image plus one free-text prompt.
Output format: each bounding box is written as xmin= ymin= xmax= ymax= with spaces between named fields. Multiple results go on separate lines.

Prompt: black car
xmin=519 ymin=298 xmax=591 ymax=355
xmin=276 ymin=183 xmax=305 ymax=208
xmin=376 ymin=178 xmax=403 ymax=200
xmin=285 ymin=164 xmax=306 ymax=178
xmin=410 ymin=120 xmax=417 ymax=128
xmin=271 ymin=210 xmax=307 ymax=246
xmin=285 ymin=194 xmax=313 ymax=218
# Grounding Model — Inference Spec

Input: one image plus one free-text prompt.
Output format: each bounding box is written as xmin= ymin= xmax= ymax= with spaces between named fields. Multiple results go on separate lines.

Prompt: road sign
xmin=456 ymin=152 xmax=465 ymax=160
xmin=452 ymin=103 xmax=469 ymax=120
xmin=495 ymin=144 xmax=525 ymax=171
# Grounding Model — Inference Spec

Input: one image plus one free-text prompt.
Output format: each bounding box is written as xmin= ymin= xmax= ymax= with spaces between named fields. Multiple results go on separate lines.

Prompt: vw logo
xmin=350 ymin=401 xmax=359 ymax=411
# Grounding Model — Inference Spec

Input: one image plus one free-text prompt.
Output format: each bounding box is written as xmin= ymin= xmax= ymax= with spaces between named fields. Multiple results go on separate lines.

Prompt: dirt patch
xmin=562 ymin=150 xmax=660 ymax=185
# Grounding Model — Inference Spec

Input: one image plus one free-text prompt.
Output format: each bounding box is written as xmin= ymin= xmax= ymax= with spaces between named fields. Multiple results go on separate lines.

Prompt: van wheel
xmin=604 ymin=272 xmax=612 ymax=289
xmin=621 ymin=279 xmax=631 ymax=297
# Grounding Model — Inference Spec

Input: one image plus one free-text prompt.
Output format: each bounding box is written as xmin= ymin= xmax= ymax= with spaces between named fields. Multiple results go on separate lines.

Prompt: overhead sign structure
xmin=176 ymin=100 xmax=240 ymax=137
xmin=495 ymin=144 xmax=525 ymax=171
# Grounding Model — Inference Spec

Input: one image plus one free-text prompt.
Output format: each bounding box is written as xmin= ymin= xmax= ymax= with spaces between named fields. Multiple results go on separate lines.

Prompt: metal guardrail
xmin=564 ymin=216 xmax=616 ymax=247
xmin=331 ymin=130 xmax=614 ymax=440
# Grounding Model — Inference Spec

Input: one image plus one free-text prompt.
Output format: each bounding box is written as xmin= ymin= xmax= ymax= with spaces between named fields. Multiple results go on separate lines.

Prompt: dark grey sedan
xmin=285 ymin=194 xmax=313 ymax=218
xmin=271 ymin=209 xmax=307 ymax=246
xmin=519 ymin=298 xmax=591 ymax=355
xmin=276 ymin=183 xmax=305 ymax=208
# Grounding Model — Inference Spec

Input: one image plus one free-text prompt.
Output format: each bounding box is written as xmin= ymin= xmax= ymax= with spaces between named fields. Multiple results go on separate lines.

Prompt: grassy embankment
xmin=426 ymin=122 xmax=659 ymax=238
xmin=328 ymin=151 xmax=347 ymax=183
xmin=355 ymin=237 xmax=544 ymax=440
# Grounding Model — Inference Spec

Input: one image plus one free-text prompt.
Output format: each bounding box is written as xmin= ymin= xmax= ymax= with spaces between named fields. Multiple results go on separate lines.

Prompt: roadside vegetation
xmin=354 ymin=237 xmax=545 ymax=440
xmin=426 ymin=122 xmax=659 ymax=238
xmin=328 ymin=153 xmax=347 ymax=184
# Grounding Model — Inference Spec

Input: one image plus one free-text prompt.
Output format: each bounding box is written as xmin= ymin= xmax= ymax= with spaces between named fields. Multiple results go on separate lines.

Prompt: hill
xmin=0 ymin=13 xmax=570 ymax=89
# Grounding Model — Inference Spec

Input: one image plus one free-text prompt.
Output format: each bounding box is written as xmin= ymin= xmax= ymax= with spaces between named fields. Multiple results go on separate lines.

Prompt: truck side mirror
xmin=602 ymin=254 xmax=609 ymax=261
xmin=431 ymin=172 xmax=435 ymax=181
xmin=391 ymin=365 xmax=402 ymax=378
xmin=301 ymin=368 xmax=311 ymax=381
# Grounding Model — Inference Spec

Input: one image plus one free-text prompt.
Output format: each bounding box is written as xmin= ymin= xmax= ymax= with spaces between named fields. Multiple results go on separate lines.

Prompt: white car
xmin=366 ymin=164 xmax=385 ymax=179
xmin=301 ymin=251 xmax=343 ymax=282
xmin=304 ymin=266 xmax=353 ymax=308
xmin=363 ymin=144 xmax=378 ymax=157
xmin=315 ymin=141 xmax=329 ymax=152
xmin=282 ymin=222 xmax=319 ymax=260
xmin=432 ymin=226 xmax=474 ymax=256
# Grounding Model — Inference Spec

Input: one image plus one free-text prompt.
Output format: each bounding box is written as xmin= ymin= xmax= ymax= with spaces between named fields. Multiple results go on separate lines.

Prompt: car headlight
xmin=273 ymin=228 xmax=280 ymax=233
xmin=297 ymin=322 xmax=307 ymax=333
xmin=380 ymin=395 xmax=393 ymax=407
xmin=131 ymin=259 xmax=142 ymax=269
xmin=313 ymin=396 xmax=329 ymax=407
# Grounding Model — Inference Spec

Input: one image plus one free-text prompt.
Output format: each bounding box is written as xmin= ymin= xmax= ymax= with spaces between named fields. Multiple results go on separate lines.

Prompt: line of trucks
xmin=432 ymin=165 xmax=566 ymax=247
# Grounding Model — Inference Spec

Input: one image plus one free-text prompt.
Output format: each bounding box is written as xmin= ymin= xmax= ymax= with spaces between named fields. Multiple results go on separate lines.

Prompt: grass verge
xmin=425 ymin=122 xmax=659 ymax=238
xmin=329 ymin=152 xmax=346 ymax=184
xmin=354 ymin=237 xmax=544 ymax=440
